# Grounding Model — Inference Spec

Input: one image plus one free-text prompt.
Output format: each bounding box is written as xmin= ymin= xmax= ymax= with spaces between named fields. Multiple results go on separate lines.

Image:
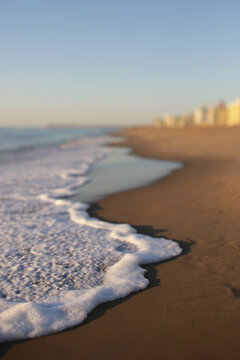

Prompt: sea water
xmin=72 ymin=146 xmax=182 ymax=203
xmin=0 ymin=128 xmax=182 ymax=342
xmin=0 ymin=127 xmax=116 ymax=152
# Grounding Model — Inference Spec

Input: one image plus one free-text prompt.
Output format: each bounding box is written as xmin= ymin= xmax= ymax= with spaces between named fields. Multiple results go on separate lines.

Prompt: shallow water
xmin=71 ymin=145 xmax=182 ymax=203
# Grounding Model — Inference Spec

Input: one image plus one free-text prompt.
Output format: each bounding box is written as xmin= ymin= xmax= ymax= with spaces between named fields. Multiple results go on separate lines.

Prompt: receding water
xmin=71 ymin=144 xmax=182 ymax=203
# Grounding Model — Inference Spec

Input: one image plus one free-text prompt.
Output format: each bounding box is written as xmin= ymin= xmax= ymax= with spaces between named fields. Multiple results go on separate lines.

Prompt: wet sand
xmin=2 ymin=126 xmax=240 ymax=360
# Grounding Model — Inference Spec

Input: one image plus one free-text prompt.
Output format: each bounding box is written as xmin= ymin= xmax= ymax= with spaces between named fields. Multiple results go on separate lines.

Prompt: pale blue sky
xmin=0 ymin=0 xmax=239 ymax=126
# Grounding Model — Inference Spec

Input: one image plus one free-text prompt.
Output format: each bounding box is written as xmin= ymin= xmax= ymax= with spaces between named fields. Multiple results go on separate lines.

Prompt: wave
xmin=0 ymin=137 xmax=181 ymax=342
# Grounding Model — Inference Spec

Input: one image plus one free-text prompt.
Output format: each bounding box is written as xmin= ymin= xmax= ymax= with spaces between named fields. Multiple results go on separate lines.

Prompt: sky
xmin=0 ymin=0 xmax=240 ymax=127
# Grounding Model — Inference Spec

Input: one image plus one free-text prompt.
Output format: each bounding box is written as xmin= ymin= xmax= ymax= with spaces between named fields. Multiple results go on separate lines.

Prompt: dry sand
xmin=2 ymin=126 xmax=240 ymax=360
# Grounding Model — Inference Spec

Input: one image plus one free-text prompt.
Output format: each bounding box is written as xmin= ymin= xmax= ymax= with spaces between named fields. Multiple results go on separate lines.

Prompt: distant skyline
xmin=1 ymin=0 xmax=240 ymax=127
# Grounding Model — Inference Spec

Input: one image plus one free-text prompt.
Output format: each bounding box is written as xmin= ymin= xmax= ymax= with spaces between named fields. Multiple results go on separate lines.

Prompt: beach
xmin=2 ymin=126 xmax=240 ymax=360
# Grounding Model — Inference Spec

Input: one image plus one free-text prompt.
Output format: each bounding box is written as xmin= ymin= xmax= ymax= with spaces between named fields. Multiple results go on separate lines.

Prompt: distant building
xmin=173 ymin=115 xmax=187 ymax=128
xmin=215 ymin=102 xmax=226 ymax=126
xmin=206 ymin=106 xmax=216 ymax=126
xmin=162 ymin=114 xmax=176 ymax=127
xmin=152 ymin=117 xmax=163 ymax=127
xmin=152 ymin=97 xmax=240 ymax=129
xmin=193 ymin=107 xmax=208 ymax=126
xmin=206 ymin=102 xmax=226 ymax=126
xmin=185 ymin=113 xmax=194 ymax=127
xmin=173 ymin=115 xmax=183 ymax=128
xmin=226 ymin=99 xmax=240 ymax=126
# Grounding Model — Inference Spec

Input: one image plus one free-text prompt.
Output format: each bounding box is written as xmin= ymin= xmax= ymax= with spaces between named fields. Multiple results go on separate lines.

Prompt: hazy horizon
xmin=1 ymin=0 xmax=240 ymax=127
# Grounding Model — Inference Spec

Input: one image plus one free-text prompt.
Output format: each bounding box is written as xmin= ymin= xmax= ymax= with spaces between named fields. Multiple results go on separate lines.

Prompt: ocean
xmin=0 ymin=127 xmax=115 ymax=152
xmin=0 ymin=127 xmax=182 ymax=342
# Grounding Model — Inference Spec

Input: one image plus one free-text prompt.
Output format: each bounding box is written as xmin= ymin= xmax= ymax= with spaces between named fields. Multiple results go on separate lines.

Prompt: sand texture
xmin=2 ymin=126 xmax=240 ymax=360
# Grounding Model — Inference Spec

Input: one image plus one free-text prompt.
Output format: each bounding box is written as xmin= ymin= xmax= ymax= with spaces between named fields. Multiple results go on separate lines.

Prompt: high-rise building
xmin=206 ymin=102 xmax=226 ymax=126
xmin=193 ymin=107 xmax=208 ymax=126
xmin=226 ymin=99 xmax=240 ymax=126
xmin=162 ymin=114 xmax=176 ymax=127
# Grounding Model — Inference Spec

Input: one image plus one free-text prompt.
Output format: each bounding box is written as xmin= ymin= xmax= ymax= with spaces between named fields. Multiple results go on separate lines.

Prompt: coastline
xmin=2 ymin=126 xmax=240 ymax=359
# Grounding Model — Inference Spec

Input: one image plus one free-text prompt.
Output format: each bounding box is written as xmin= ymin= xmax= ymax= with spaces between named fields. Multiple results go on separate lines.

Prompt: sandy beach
xmin=2 ymin=126 xmax=240 ymax=360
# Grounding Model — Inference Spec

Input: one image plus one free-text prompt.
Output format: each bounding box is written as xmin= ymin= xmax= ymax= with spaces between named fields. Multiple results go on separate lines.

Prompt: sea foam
xmin=0 ymin=137 xmax=181 ymax=342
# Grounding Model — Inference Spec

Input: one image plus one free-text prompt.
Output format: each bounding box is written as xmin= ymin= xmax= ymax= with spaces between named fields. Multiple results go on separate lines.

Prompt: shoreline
xmin=2 ymin=126 xmax=240 ymax=359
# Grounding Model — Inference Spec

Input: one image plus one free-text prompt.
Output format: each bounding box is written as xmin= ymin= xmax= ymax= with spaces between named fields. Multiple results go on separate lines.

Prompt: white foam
xmin=0 ymin=138 xmax=182 ymax=342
